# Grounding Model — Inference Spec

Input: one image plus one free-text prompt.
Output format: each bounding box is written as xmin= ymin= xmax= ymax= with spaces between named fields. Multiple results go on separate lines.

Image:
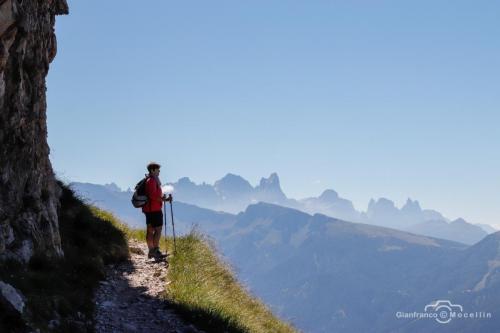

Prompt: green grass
xmin=162 ymin=231 xmax=297 ymax=333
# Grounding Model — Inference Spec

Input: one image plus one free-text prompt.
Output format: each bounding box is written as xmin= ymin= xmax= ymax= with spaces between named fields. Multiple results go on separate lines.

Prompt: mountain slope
xmin=405 ymin=218 xmax=488 ymax=245
xmin=476 ymin=223 xmax=497 ymax=234
xmin=395 ymin=231 xmax=500 ymax=332
xmin=218 ymin=203 xmax=470 ymax=332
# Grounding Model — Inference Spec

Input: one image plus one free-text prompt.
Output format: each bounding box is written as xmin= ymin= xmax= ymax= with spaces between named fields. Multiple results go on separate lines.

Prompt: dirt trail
xmin=94 ymin=239 xmax=201 ymax=333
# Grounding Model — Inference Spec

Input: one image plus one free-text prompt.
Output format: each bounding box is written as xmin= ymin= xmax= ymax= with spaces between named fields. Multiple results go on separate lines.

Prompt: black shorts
xmin=144 ymin=211 xmax=163 ymax=228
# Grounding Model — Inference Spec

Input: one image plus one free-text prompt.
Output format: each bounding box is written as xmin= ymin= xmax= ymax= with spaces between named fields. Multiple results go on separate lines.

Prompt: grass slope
xmin=96 ymin=205 xmax=297 ymax=332
xmin=164 ymin=231 xmax=297 ymax=333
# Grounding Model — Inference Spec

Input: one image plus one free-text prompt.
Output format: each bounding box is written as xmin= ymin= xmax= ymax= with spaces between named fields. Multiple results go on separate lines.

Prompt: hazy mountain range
xmin=170 ymin=173 xmax=494 ymax=244
xmin=83 ymin=172 xmax=494 ymax=245
xmin=168 ymin=173 xmax=293 ymax=213
xmin=69 ymin=181 xmax=500 ymax=332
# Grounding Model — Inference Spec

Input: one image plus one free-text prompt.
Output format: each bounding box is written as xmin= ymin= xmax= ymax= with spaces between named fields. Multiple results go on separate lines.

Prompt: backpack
xmin=131 ymin=176 xmax=149 ymax=208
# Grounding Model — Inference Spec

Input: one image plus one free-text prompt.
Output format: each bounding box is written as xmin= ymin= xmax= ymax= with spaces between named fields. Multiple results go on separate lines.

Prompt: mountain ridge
xmin=165 ymin=173 xmax=493 ymax=244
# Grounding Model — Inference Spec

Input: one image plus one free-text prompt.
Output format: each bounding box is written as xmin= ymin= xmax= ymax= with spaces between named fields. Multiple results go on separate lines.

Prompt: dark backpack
xmin=131 ymin=176 xmax=149 ymax=208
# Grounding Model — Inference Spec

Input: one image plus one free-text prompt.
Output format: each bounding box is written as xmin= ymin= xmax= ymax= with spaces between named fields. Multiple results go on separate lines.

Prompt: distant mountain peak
xmin=319 ymin=189 xmax=339 ymax=201
xmin=214 ymin=173 xmax=253 ymax=196
xmin=269 ymin=172 xmax=279 ymax=180
xmin=380 ymin=197 xmax=395 ymax=205
xmin=369 ymin=198 xmax=396 ymax=209
xmin=214 ymin=173 xmax=251 ymax=186
xmin=402 ymin=198 xmax=422 ymax=212
xmin=177 ymin=177 xmax=194 ymax=185
xmin=452 ymin=218 xmax=468 ymax=225
xmin=255 ymin=173 xmax=287 ymax=203
xmin=217 ymin=173 xmax=249 ymax=183
xmin=225 ymin=173 xmax=240 ymax=178
xmin=104 ymin=183 xmax=121 ymax=192
xmin=259 ymin=172 xmax=281 ymax=188
xmin=405 ymin=197 xmax=420 ymax=205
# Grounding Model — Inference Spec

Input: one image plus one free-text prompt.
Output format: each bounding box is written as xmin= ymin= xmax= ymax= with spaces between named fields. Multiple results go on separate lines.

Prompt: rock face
xmin=0 ymin=0 xmax=68 ymax=263
xmin=0 ymin=281 xmax=24 ymax=313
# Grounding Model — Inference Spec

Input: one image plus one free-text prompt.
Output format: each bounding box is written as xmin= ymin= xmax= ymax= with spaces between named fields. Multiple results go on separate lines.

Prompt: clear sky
xmin=47 ymin=0 xmax=500 ymax=226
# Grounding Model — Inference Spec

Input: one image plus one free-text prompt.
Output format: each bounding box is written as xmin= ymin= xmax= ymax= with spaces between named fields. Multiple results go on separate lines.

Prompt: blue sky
xmin=47 ymin=0 xmax=499 ymax=226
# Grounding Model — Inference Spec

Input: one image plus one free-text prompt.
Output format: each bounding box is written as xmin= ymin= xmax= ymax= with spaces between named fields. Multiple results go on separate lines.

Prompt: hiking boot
xmin=153 ymin=247 xmax=167 ymax=259
xmin=147 ymin=248 xmax=157 ymax=259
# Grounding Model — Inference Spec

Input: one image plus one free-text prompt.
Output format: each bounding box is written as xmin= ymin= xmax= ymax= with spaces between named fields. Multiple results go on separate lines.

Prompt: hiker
xmin=143 ymin=162 xmax=172 ymax=259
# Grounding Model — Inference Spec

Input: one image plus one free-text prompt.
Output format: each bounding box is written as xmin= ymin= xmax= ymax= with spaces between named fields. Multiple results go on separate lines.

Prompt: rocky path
xmin=94 ymin=239 xmax=202 ymax=333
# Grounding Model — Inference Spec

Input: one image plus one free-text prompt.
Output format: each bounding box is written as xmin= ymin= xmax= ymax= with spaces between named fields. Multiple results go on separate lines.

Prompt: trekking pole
xmin=163 ymin=200 xmax=168 ymax=257
xmin=169 ymin=195 xmax=177 ymax=254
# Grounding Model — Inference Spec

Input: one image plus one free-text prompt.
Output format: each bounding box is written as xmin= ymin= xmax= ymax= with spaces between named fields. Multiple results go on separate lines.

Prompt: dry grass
xmin=163 ymin=231 xmax=297 ymax=333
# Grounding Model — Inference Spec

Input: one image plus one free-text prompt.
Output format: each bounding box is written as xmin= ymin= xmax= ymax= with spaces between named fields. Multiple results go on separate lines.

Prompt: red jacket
xmin=142 ymin=177 xmax=163 ymax=213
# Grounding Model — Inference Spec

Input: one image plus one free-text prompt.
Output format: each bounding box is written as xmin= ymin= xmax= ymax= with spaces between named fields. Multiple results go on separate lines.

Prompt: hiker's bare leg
xmin=146 ymin=224 xmax=155 ymax=250
xmin=153 ymin=226 xmax=162 ymax=249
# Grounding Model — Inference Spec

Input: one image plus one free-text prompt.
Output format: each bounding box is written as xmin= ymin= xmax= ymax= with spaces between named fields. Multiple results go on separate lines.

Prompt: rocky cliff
xmin=0 ymin=0 xmax=68 ymax=263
